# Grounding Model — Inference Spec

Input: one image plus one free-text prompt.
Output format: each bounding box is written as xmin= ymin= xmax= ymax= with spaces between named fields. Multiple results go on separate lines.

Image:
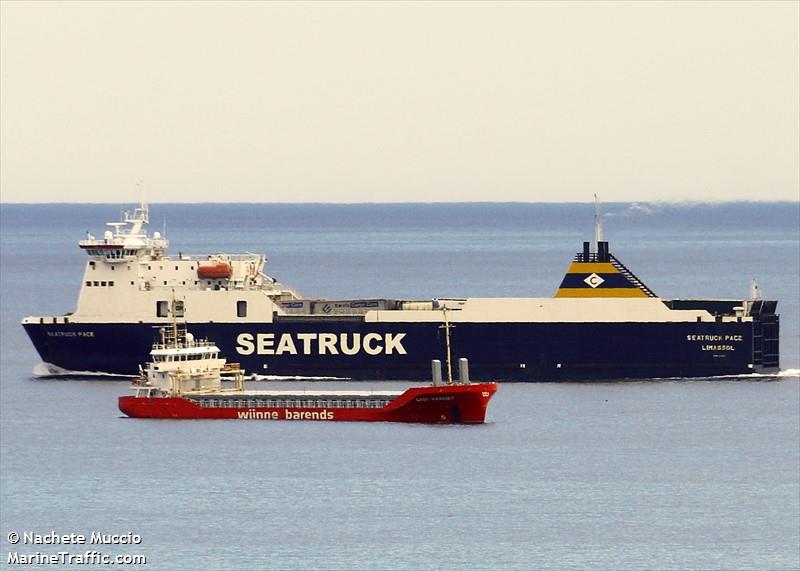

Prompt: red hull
xmin=119 ymin=383 xmax=497 ymax=424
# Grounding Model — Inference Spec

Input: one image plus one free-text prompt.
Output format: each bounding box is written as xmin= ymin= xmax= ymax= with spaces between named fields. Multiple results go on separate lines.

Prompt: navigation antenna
xmin=439 ymin=307 xmax=455 ymax=385
xmin=594 ymin=193 xmax=604 ymax=251
xmin=750 ymin=278 xmax=762 ymax=300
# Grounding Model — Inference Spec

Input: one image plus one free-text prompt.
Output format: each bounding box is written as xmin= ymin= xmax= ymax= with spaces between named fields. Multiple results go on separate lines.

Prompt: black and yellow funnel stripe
xmin=555 ymin=241 xmax=656 ymax=298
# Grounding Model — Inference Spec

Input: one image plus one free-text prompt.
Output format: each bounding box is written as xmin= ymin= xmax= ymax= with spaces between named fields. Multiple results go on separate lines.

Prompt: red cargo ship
xmin=119 ymin=382 xmax=497 ymax=423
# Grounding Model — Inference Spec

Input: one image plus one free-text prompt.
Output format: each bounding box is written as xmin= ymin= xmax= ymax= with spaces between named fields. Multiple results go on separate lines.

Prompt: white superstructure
xmin=27 ymin=202 xmax=302 ymax=326
xmin=135 ymin=322 xmax=245 ymax=397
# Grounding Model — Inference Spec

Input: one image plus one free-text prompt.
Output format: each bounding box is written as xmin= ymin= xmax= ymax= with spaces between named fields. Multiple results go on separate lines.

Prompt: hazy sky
xmin=1 ymin=1 xmax=798 ymax=203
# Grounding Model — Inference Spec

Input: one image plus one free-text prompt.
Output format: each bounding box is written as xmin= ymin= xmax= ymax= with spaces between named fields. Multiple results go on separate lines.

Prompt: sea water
xmin=1 ymin=202 xmax=798 ymax=570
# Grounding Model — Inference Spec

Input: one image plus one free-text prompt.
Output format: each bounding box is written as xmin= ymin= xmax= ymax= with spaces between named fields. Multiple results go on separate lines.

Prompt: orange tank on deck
xmin=197 ymin=261 xmax=232 ymax=279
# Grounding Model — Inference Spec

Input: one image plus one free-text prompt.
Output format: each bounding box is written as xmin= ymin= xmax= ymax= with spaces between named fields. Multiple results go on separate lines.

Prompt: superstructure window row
xmin=85 ymin=281 xmax=115 ymax=287
xmin=152 ymin=353 xmax=218 ymax=363
xmin=84 ymin=249 xmax=137 ymax=257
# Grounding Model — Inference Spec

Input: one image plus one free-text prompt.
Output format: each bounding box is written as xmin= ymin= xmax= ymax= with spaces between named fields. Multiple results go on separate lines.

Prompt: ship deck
xmin=187 ymin=389 xmax=406 ymax=398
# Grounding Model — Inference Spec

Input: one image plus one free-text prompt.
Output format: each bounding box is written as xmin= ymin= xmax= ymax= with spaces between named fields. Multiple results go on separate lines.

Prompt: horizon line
xmin=1 ymin=199 xmax=798 ymax=206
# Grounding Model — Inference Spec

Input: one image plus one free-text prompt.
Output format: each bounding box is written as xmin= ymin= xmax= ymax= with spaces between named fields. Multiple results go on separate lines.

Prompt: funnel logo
xmin=584 ymin=273 xmax=605 ymax=288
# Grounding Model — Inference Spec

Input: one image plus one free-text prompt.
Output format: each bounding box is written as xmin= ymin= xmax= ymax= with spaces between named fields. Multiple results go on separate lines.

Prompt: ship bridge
xmin=78 ymin=203 xmax=168 ymax=262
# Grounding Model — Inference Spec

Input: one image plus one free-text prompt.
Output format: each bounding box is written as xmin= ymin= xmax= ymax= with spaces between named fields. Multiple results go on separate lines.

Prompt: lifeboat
xmin=197 ymin=260 xmax=232 ymax=279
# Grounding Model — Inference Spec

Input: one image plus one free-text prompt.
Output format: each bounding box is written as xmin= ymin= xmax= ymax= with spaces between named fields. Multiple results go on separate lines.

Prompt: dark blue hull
xmin=22 ymin=316 xmax=779 ymax=381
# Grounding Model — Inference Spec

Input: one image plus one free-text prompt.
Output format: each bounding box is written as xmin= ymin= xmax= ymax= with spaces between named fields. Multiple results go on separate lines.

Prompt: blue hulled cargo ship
xmin=22 ymin=203 xmax=779 ymax=381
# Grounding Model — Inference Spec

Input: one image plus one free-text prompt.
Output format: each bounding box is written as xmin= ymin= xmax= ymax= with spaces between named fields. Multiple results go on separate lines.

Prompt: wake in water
xmin=650 ymin=368 xmax=800 ymax=382
xmin=32 ymin=362 xmax=136 ymax=379
xmin=249 ymin=374 xmax=352 ymax=381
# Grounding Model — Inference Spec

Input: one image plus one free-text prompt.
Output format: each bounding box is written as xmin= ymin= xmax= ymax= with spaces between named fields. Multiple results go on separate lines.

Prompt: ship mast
xmin=594 ymin=193 xmax=603 ymax=251
xmin=750 ymin=278 xmax=762 ymax=300
xmin=440 ymin=307 xmax=454 ymax=385
xmin=171 ymin=294 xmax=179 ymax=348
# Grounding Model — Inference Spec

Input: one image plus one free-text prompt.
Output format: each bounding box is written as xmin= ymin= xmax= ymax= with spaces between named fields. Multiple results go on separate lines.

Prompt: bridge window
xmin=156 ymin=300 xmax=169 ymax=317
xmin=237 ymin=301 xmax=247 ymax=317
xmin=86 ymin=281 xmax=91 ymax=287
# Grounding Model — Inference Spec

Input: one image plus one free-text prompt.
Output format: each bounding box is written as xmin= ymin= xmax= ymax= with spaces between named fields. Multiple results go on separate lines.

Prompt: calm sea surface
xmin=1 ymin=202 xmax=798 ymax=570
